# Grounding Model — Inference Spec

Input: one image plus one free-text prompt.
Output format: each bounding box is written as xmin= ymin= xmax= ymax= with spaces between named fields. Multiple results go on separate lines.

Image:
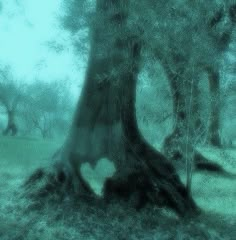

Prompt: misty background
xmin=0 ymin=0 xmax=235 ymax=144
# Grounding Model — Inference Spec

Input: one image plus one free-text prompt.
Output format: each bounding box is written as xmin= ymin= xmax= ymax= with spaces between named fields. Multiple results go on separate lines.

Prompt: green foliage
xmin=0 ymin=65 xmax=26 ymax=111
xmin=20 ymin=80 xmax=73 ymax=138
xmin=62 ymin=0 xmax=91 ymax=33
xmin=130 ymin=0 xmax=235 ymax=73
xmin=61 ymin=0 xmax=94 ymax=54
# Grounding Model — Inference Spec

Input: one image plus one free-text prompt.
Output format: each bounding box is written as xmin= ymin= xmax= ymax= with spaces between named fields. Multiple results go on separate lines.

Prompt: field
xmin=0 ymin=136 xmax=235 ymax=240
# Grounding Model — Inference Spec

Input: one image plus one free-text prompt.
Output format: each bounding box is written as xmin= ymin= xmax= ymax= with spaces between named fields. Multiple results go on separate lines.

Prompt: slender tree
xmin=147 ymin=2 xmax=236 ymax=171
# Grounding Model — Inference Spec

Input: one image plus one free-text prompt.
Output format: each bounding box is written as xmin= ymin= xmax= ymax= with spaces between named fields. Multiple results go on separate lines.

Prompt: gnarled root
xmin=23 ymin=168 xmax=72 ymax=200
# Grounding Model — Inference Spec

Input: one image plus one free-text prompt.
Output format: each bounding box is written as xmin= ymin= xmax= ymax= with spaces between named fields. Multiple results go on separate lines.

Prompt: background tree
xmin=0 ymin=66 xmax=26 ymax=136
xmin=134 ymin=1 xmax=236 ymax=171
xmin=220 ymin=36 xmax=236 ymax=147
xmin=204 ymin=3 xmax=236 ymax=147
xmin=21 ymin=80 xmax=73 ymax=139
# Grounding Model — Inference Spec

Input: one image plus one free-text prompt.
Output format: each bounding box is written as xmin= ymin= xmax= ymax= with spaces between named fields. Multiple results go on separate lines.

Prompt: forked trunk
xmin=24 ymin=0 xmax=199 ymax=217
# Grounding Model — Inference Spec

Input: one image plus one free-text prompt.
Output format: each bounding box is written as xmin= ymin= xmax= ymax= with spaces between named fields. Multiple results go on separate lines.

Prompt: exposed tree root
xmin=23 ymin=143 xmax=201 ymax=218
xmin=194 ymin=152 xmax=236 ymax=179
xmin=22 ymin=36 xmax=201 ymax=219
xmin=119 ymin=134 xmax=201 ymax=217
xmin=24 ymin=168 xmax=71 ymax=199
xmin=163 ymin=133 xmax=236 ymax=178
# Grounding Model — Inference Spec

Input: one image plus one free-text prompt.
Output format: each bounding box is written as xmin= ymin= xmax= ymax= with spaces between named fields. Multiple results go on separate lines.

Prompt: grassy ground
xmin=0 ymin=136 xmax=235 ymax=240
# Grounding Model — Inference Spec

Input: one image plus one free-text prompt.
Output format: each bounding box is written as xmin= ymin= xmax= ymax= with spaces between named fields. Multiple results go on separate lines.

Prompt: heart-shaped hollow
xmin=80 ymin=157 xmax=116 ymax=196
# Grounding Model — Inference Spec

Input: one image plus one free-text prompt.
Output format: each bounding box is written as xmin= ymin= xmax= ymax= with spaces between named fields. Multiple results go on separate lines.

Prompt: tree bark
xmin=161 ymin=61 xmax=234 ymax=180
xmin=24 ymin=0 xmax=199 ymax=217
xmin=161 ymin=2 xmax=236 ymax=166
xmin=206 ymin=68 xmax=222 ymax=147
xmin=3 ymin=109 xmax=17 ymax=136
xmin=162 ymin=62 xmax=197 ymax=167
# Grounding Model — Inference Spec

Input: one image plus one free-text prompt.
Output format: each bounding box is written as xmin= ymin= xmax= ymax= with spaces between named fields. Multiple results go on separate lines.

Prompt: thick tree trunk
xmin=207 ymin=68 xmax=222 ymax=147
xmin=24 ymin=0 xmax=199 ymax=217
xmin=59 ymin=0 xmax=131 ymax=187
xmin=3 ymin=109 xmax=17 ymax=136
xmin=119 ymin=45 xmax=198 ymax=215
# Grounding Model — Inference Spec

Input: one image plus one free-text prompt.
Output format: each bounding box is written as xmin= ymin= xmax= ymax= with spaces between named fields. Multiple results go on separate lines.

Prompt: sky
xmin=0 ymin=0 xmax=235 ymax=93
xmin=0 ymin=0 xmax=86 ymax=97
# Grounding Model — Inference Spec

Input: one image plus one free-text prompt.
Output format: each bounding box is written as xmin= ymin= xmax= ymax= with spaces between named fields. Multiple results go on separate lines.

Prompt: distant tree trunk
xmin=162 ymin=62 xmax=197 ymax=168
xmin=204 ymin=4 xmax=236 ymax=147
xmin=25 ymin=0 xmax=199 ymax=217
xmin=3 ymin=109 xmax=17 ymax=136
xmin=161 ymin=3 xmax=236 ymax=177
xmin=161 ymin=61 xmax=234 ymax=181
xmin=192 ymin=82 xmax=205 ymax=144
xmin=206 ymin=68 xmax=222 ymax=147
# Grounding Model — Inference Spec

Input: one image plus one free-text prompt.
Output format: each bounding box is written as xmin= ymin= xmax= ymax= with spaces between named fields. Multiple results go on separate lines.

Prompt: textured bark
xmin=24 ymin=0 xmax=199 ymax=217
xmin=161 ymin=63 xmax=234 ymax=179
xmin=204 ymin=4 xmax=236 ymax=147
xmin=161 ymin=3 xmax=236 ymax=174
xmin=162 ymin=62 xmax=197 ymax=167
xmin=119 ymin=44 xmax=198 ymax=216
xmin=206 ymin=68 xmax=222 ymax=147
xmin=2 ymin=109 xmax=17 ymax=136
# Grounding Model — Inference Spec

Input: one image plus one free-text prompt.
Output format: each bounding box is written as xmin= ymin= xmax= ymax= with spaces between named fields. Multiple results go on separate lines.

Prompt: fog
xmin=0 ymin=0 xmax=86 ymax=96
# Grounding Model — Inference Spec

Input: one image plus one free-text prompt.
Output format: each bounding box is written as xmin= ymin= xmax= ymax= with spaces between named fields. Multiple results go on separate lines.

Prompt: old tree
xmin=25 ymin=0 xmax=236 ymax=217
xmin=0 ymin=66 xmax=25 ymax=136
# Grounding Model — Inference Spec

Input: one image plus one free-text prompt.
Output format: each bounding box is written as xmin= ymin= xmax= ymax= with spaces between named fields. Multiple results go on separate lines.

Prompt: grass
xmin=0 ymin=136 xmax=235 ymax=240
